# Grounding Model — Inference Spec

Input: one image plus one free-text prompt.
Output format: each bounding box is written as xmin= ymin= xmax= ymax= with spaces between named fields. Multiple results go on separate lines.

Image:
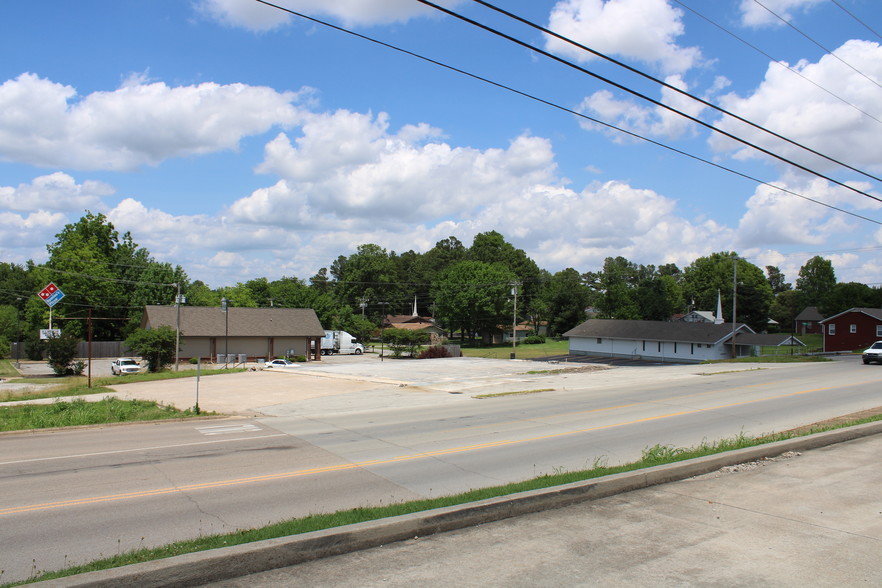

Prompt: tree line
xmin=0 ymin=212 xmax=875 ymax=356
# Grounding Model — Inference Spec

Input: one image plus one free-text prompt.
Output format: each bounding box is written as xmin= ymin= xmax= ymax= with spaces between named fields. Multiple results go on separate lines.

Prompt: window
xmin=596 ymin=338 xmax=602 ymax=344
xmin=850 ymin=324 xmax=857 ymax=334
xmin=828 ymin=324 xmax=836 ymax=335
xmin=674 ymin=342 xmax=678 ymax=353
xmin=642 ymin=340 xmax=646 ymax=351
xmin=876 ymin=325 xmax=882 ymax=337
xmin=690 ymin=343 xmax=694 ymax=354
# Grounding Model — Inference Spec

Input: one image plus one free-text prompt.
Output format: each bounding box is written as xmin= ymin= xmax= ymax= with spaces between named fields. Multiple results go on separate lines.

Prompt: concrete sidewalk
xmin=38 ymin=422 xmax=882 ymax=587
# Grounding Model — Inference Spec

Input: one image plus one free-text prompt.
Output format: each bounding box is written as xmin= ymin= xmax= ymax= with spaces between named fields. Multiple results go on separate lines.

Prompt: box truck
xmin=317 ymin=330 xmax=365 ymax=355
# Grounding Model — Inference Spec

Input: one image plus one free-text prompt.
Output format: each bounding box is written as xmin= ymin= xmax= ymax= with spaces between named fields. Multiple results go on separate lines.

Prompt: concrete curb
xmin=38 ymin=420 xmax=882 ymax=587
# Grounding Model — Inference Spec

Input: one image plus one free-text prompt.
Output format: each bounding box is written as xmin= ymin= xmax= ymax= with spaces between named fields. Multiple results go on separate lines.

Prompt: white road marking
xmin=196 ymin=424 xmax=262 ymax=435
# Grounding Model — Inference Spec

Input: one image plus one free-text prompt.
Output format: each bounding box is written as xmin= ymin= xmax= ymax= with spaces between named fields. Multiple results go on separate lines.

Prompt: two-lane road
xmin=1 ymin=357 xmax=880 ymax=583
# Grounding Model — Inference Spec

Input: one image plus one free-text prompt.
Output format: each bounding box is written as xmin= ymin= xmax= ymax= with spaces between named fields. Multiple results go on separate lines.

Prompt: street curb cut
xmin=38 ymin=420 xmax=882 ymax=587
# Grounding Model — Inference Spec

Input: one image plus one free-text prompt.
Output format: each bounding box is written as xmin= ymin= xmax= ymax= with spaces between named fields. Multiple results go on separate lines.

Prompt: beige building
xmin=141 ymin=305 xmax=326 ymax=362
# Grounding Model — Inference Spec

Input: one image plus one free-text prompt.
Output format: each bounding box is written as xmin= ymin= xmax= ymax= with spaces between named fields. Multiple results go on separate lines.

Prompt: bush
xmin=417 ymin=346 xmax=452 ymax=359
xmin=523 ymin=335 xmax=546 ymax=344
xmin=189 ymin=357 xmax=199 ymax=364
xmin=44 ymin=332 xmax=81 ymax=376
xmin=294 ymin=355 xmax=307 ymax=362
xmin=126 ymin=326 xmax=177 ymax=372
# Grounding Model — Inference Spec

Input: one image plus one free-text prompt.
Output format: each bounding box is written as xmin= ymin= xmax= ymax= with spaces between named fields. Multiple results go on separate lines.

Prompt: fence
xmin=7 ymin=341 xmax=131 ymax=360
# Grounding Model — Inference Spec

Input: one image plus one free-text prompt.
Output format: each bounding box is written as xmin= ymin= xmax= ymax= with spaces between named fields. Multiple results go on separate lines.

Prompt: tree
xmin=546 ymin=268 xmax=590 ymax=335
xmin=765 ymin=266 xmax=791 ymax=294
xmin=332 ymin=244 xmax=402 ymax=316
xmin=44 ymin=331 xmax=81 ymax=376
xmin=636 ymin=274 xmax=684 ymax=321
xmin=596 ymin=257 xmax=641 ymax=319
xmin=796 ymin=256 xmax=836 ymax=306
xmin=431 ymin=261 xmax=515 ymax=344
xmin=820 ymin=282 xmax=876 ymax=316
xmin=126 ymin=326 xmax=177 ymax=372
xmin=683 ymin=252 xmax=773 ymax=332
xmin=769 ymin=290 xmax=805 ymax=333
xmin=383 ymin=328 xmax=429 ymax=358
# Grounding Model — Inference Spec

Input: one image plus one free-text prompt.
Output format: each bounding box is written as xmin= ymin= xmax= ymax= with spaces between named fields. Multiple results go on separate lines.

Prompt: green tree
xmin=796 ymin=256 xmax=836 ymax=306
xmin=383 ymin=328 xmax=429 ymax=358
xmin=636 ymin=274 xmax=684 ymax=321
xmin=820 ymin=282 xmax=876 ymax=316
xmin=44 ymin=331 xmax=81 ymax=376
xmin=769 ymin=289 xmax=805 ymax=333
xmin=432 ymin=260 xmax=515 ymax=345
xmin=332 ymin=244 xmax=402 ymax=316
xmin=683 ymin=252 xmax=772 ymax=331
xmin=765 ymin=265 xmax=791 ymax=294
xmin=596 ymin=257 xmax=641 ymax=319
xmin=547 ymin=268 xmax=590 ymax=335
xmin=126 ymin=326 xmax=177 ymax=372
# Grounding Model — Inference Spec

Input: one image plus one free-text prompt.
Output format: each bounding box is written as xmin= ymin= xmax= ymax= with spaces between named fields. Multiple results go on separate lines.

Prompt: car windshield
xmin=120 ymin=359 xmax=137 ymax=365
xmin=871 ymin=343 xmax=882 ymax=350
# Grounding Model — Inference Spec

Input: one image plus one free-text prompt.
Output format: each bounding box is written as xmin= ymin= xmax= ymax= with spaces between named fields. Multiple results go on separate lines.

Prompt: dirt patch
xmin=777 ymin=406 xmax=882 ymax=436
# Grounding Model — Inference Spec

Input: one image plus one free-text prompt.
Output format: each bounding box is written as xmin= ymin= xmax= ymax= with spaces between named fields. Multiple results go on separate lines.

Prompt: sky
xmin=2 ymin=0 xmax=882 ymax=291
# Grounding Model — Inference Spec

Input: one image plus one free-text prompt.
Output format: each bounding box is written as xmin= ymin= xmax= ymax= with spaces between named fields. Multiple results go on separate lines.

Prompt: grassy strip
xmin=1 ymin=368 xmax=246 ymax=402
xmin=475 ymin=388 xmax=555 ymax=399
xmin=0 ymin=359 xmax=19 ymax=378
xmin=702 ymin=355 xmax=830 ymax=364
xmin=459 ymin=340 xmax=569 ymax=359
xmin=14 ymin=411 xmax=882 ymax=586
xmin=0 ymin=397 xmax=210 ymax=432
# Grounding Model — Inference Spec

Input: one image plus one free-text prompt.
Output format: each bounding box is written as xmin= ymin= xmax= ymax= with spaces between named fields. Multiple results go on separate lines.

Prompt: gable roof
xmin=819 ymin=307 xmax=882 ymax=324
xmin=733 ymin=333 xmax=806 ymax=346
xmin=795 ymin=306 xmax=824 ymax=322
xmin=563 ymin=319 xmax=753 ymax=345
xmin=141 ymin=305 xmax=325 ymax=338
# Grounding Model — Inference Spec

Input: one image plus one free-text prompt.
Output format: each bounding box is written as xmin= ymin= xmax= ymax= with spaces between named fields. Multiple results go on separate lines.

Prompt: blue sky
xmin=2 ymin=0 xmax=882 ymax=289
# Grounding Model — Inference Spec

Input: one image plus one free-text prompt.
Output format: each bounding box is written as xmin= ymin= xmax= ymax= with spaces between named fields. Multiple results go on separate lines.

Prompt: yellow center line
xmin=1 ymin=378 xmax=870 ymax=517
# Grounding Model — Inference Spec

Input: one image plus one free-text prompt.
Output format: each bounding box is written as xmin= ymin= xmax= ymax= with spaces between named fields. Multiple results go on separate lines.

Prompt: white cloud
xmin=0 ymin=73 xmax=305 ymax=171
xmin=232 ymin=109 xmax=558 ymax=228
xmin=739 ymin=0 xmax=826 ymax=28
xmin=545 ymin=0 xmax=702 ymax=75
xmin=711 ymin=40 xmax=882 ymax=174
xmin=0 ymin=210 xmax=68 ymax=264
xmin=0 ymin=172 xmax=113 ymax=213
xmin=196 ymin=0 xmax=465 ymax=29
xmin=577 ymin=75 xmax=706 ymax=140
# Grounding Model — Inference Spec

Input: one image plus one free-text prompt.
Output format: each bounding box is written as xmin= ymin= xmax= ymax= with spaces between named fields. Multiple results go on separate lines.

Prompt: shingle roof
xmin=142 ymin=305 xmax=325 ymax=337
xmin=819 ymin=307 xmax=882 ymax=323
xmin=563 ymin=319 xmax=753 ymax=345
xmin=795 ymin=306 xmax=824 ymax=321
xmin=734 ymin=333 xmax=805 ymax=346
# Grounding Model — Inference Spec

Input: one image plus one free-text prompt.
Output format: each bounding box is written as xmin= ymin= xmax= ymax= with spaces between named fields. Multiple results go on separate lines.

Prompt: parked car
xmin=264 ymin=359 xmax=296 ymax=368
xmin=111 ymin=357 xmax=141 ymax=375
xmin=862 ymin=341 xmax=882 ymax=364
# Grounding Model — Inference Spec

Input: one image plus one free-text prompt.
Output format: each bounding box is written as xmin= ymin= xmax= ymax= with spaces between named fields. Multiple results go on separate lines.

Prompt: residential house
xmin=818 ymin=307 xmax=882 ymax=352
xmin=563 ymin=319 xmax=755 ymax=363
xmin=733 ymin=332 xmax=806 ymax=356
xmin=141 ymin=305 xmax=326 ymax=363
xmin=795 ymin=306 xmax=825 ymax=335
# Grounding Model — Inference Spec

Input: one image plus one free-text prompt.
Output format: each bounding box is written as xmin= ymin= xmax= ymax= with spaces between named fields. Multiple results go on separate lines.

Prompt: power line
xmin=830 ymin=0 xmax=882 ymax=42
xmin=252 ymin=0 xmax=880 ymax=226
xmin=413 ymin=0 xmax=882 ymax=205
xmin=470 ymin=0 xmax=882 ymax=180
xmin=751 ymin=0 xmax=882 ymax=90
xmin=672 ymin=0 xmax=882 ymax=126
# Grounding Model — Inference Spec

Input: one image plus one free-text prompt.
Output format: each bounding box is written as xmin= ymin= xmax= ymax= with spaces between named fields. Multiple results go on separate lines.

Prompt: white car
xmin=111 ymin=358 xmax=141 ymax=375
xmin=862 ymin=341 xmax=882 ymax=364
xmin=265 ymin=358 xmax=296 ymax=368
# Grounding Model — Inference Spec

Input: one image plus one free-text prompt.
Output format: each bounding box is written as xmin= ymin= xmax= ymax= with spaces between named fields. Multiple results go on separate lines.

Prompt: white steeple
xmin=715 ymin=290 xmax=724 ymax=324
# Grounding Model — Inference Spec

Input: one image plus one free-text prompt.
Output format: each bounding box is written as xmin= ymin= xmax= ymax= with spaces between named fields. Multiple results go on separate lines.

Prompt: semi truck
xmin=316 ymin=330 xmax=365 ymax=355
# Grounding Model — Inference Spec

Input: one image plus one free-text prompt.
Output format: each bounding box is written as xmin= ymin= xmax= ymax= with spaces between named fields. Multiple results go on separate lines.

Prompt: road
xmin=1 ymin=356 xmax=880 ymax=583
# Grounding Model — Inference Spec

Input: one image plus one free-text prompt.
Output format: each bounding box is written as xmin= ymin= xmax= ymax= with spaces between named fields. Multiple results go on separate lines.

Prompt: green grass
xmin=458 ymin=339 xmax=569 ymax=359
xmin=475 ymin=388 xmax=555 ymax=399
xmin=0 ymin=359 xmax=19 ymax=378
xmin=14 ymin=411 xmax=882 ymax=586
xmin=0 ymin=397 xmax=212 ymax=432
xmin=0 ymin=367 xmax=246 ymax=402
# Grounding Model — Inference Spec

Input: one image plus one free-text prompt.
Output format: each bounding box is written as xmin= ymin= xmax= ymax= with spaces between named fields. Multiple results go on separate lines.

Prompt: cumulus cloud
xmin=231 ymin=109 xmax=558 ymax=228
xmin=739 ymin=0 xmax=825 ymax=28
xmin=710 ymin=40 xmax=882 ymax=174
xmin=545 ymin=0 xmax=702 ymax=75
xmin=196 ymin=0 xmax=464 ymax=29
xmin=0 ymin=172 xmax=113 ymax=213
xmin=577 ymin=74 xmax=706 ymax=141
xmin=0 ymin=73 xmax=305 ymax=171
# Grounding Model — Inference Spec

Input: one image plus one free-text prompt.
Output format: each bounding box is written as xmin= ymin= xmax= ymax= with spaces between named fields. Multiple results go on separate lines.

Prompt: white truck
xmin=317 ymin=330 xmax=365 ymax=355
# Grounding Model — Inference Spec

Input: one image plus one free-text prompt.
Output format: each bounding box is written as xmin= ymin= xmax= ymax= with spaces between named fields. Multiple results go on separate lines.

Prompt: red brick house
xmin=819 ymin=307 xmax=882 ymax=352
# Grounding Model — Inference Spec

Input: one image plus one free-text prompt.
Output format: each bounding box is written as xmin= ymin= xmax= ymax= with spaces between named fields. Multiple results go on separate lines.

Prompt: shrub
xmin=126 ymin=326 xmax=177 ymax=372
xmin=418 ymin=346 xmax=452 ymax=359
xmin=189 ymin=357 xmax=199 ymax=364
xmin=523 ymin=335 xmax=546 ymax=344
xmin=294 ymin=355 xmax=307 ymax=362
xmin=44 ymin=331 xmax=81 ymax=376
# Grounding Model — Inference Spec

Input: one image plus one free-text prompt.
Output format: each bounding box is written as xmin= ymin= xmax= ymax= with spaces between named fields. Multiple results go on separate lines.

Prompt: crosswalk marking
xmin=196 ymin=423 xmax=262 ymax=436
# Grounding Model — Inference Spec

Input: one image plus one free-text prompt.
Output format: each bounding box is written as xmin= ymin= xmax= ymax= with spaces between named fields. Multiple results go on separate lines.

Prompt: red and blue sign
xmin=38 ymin=282 xmax=65 ymax=307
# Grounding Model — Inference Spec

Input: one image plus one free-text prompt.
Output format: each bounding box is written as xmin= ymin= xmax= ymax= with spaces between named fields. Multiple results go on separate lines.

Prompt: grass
xmin=458 ymin=339 xmax=569 ymax=359
xmin=474 ymin=388 xmax=555 ymax=399
xmin=0 ymin=365 xmax=246 ymax=402
xmin=0 ymin=397 xmax=212 ymax=432
xmin=14 ymin=409 xmax=882 ymax=586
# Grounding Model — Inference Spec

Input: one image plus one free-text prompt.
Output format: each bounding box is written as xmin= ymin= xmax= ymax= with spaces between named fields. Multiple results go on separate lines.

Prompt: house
xmin=563 ymin=319 xmax=755 ymax=363
xmin=141 ymin=305 xmax=326 ymax=363
xmin=679 ymin=310 xmax=717 ymax=324
xmin=383 ymin=314 xmax=446 ymax=341
xmin=818 ymin=307 xmax=882 ymax=352
xmin=795 ymin=306 xmax=825 ymax=335
xmin=733 ymin=332 xmax=806 ymax=356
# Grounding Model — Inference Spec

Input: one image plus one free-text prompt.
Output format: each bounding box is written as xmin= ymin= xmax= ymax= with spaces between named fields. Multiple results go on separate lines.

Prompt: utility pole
xmin=732 ymin=256 xmax=738 ymax=359
xmin=221 ymin=297 xmax=229 ymax=368
xmin=511 ymin=283 xmax=518 ymax=359
xmin=174 ymin=282 xmax=182 ymax=372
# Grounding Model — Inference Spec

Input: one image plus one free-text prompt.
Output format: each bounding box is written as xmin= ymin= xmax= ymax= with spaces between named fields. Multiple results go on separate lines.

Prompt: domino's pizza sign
xmin=38 ymin=282 xmax=65 ymax=307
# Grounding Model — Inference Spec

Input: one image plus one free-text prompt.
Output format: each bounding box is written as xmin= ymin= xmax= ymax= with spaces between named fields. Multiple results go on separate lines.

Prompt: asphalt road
xmin=2 ymin=356 xmax=881 ymax=584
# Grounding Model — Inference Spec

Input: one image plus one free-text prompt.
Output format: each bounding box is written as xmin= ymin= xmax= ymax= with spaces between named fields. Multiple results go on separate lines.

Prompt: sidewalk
xmin=39 ymin=422 xmax=882 ymax=587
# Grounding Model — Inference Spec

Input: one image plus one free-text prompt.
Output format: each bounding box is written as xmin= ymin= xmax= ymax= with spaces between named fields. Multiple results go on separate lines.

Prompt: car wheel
xmin=355 ymin=348 xmax=363 ymax=355
xmin=864 ymin=359 xmax=871 ymax=364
